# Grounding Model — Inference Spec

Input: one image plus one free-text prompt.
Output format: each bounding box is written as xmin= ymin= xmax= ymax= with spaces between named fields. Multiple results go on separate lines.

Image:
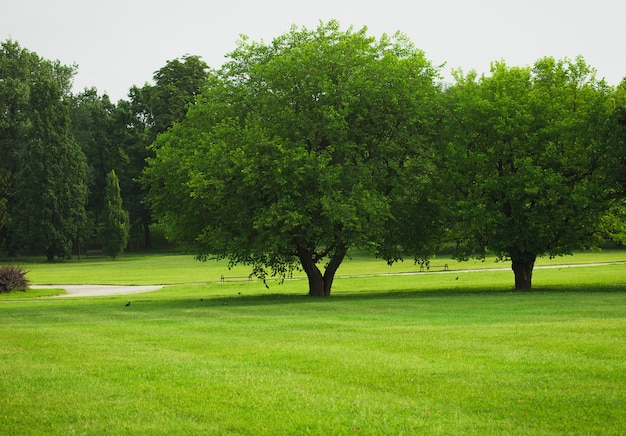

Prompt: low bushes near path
xmin=0 ymin=264 xmax=29 ymax=293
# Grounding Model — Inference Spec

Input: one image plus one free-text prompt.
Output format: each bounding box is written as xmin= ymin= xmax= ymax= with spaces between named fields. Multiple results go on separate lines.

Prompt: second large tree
xmin=145 ymin=21 xmax=441 ymax=296
xmin=441 ymin=57 xmax=623 ymax=289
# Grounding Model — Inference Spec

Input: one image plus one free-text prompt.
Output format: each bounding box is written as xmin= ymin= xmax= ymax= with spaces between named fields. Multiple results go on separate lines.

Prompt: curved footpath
xmin=31 ymin=284 xmax=164 ymax=297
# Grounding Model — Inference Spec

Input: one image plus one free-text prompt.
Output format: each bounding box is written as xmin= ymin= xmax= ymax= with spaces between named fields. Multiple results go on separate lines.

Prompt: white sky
xmin=2 ymin=0 xmax=625 ymax=102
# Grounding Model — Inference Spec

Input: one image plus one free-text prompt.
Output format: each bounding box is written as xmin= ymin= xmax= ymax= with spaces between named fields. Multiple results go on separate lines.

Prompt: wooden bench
xmin=419 ymin=263 xmax=449 ymax=272
xmin=220 ymin=275 xmax=254 ymax=283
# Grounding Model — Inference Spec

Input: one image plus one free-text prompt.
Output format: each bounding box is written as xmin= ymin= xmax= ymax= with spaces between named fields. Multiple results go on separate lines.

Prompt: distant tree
xmin=99 ymin=170 xmax=129 ymax=259
xmin=137 ymin=54 xmax=210 ymax=141
xmin=12 ymin=77 xmax=89 ymax=261
xmin=441 ymin=57 xmax=623 ymax=289
xmin=0 ymin=170 xmax=11 ymax=251
xmin=107 ymin=98 xmax=152 ymax=249
xmin=124 ymin=55 xmax=210 ymax=248
xmin=599 ymin=78 xmax=626 ymax=245
xmin=615 ymin=78 xmax=626 ymax=192
xmin=144 ymin=21 xmax=441 ymax=296
xmin=0 ymin=40 xmax=38 ymax=253
xmin=1 ymin=39 xmax=88 ymax=261
xmin=70 ymin=89 xmax=128 ymax=224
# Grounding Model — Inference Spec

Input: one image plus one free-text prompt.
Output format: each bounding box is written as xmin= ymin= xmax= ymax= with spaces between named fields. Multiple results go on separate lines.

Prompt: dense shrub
xmin=0 ymin=264 xmax=29 ymax=293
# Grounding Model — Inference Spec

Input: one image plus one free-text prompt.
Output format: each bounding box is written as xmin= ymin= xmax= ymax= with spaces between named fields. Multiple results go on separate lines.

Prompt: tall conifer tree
xmin=9 ymin=44 xmax=89 ymax=261
xmin=100 ymin=169 xmax=129 ymax=259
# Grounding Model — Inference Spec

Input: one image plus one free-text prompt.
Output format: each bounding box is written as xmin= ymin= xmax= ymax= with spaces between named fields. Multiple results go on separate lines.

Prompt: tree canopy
xmin=440 ymin=57 xmax=624 ymax=288
xmin=1 ymin=40 xmax=88 ymax=260
xmin=144 ymin=21 xmax=442 ymax=296
xmin=122 ymin=55 xmax=211 ymax=248
xmin=2 ymin=32 xmax=624 ymax=288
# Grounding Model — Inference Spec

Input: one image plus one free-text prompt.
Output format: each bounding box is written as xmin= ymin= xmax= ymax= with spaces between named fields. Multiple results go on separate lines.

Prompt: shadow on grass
xmin=122 ymin=282 xmax=626 ymax=312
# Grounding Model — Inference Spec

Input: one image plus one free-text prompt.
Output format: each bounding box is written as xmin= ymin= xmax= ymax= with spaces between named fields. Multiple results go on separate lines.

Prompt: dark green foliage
xmin=123 ymin=55 xmax=210 ymax=249
xmin=440 ymin=57 xmax=624 ymax=288
xmin=70 ymin=89 xmax=127 ymax=222
xmin=99 ymin=170 xmax=129 ymax=259
xmin=0 ymin=264 xmax=28 ymax=293
xmin=144 ymin=21 xmax=442 ymax=296
xmin=12 ymin=105 xmax=89 ymax=261
xmin=138 ymin=54 xmax=209 ymax=140
xmin=1 ymin=39 xmax=88 ymax=260
xmin=0 ymin=40 xmax=36 ymax=253
xmin=13 ymin=135 xmax=89 ymax=261
xmin=4 ymin=36 xmax=624 ymax=289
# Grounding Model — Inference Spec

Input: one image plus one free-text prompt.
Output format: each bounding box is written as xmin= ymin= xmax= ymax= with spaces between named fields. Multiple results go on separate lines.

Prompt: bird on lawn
xmin=125 ymin=301 xmax=131 ymax=307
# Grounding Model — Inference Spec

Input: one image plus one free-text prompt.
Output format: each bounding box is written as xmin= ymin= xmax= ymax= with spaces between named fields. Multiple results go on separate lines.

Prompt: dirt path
xmin=31 ymin=285 xmax=164 ymax=297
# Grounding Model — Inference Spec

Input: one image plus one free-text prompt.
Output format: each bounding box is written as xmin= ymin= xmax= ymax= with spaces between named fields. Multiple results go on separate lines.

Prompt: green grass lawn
xmin=1 ymin=251 xmax=625 ymax=434
xmin=6 ymin=248 xmax=626 ymax=286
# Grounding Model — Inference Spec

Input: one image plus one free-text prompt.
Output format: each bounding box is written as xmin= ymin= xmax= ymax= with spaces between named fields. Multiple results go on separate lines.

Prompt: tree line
xmin=0 ymin=39 xmax=209 ymax=260
xmin=2 ymin=21 xmax=626 ymax=292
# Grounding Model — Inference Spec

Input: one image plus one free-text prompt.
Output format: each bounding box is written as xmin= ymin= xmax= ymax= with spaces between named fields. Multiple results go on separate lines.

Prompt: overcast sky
xmin=3 ymin=0 xmax=625 ymax=102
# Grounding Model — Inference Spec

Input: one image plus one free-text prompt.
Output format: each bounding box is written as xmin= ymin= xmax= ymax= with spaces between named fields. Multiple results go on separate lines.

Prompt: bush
xmin=0 ymin=264 xmax=29 ymax=293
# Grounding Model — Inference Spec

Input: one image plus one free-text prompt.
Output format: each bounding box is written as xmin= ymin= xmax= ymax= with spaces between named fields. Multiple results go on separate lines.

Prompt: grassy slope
xmin=0 ymin=251 xmax=625 ymax=434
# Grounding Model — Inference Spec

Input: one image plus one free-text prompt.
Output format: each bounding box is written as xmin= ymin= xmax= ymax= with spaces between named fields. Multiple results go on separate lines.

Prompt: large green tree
xmin=441 ymin=57 xmax=623 ymax=289
xmin=145 ymin=21 xmax=441 ymax=296
xmin=601 ymin=78 xmax=626 ymax=245
xmin=0 ymin=40 xmax=39 ymax=253
xmin=6 ymin=41 xmax=88 ymax=261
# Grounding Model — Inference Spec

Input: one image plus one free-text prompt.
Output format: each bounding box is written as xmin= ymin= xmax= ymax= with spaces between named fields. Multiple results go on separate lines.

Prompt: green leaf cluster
xmin=6 ymin=22 xmax=622 ymax=289
xmin=1 ymin=40 xmax=89 ymax=260
xmin=145 ymin=21 xmax=442 ymax=294
xmin=440 ymin=57 xmax=625 ymax=286
xmin=145 ymin=22 xmax=626 ymax=292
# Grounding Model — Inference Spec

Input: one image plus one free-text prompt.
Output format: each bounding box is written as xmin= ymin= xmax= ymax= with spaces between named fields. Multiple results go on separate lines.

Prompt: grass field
xmin=5 ymin=248 xmax=626 ymax=287
xmin=1 ymin=250 xmax=625 ymax=434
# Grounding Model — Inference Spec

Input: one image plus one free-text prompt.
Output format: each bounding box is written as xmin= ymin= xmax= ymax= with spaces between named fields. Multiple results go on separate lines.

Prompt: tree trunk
xmin=322 ymin=245 xmax=347 ymax=296
xmin=46 ymin=247 xmax=55 ymax=262
xmin=297 ymin=245 xmax=347 ymax=297
xmin=143 ymin=218 xmax=152 ymax=249
xmin=511 ymin=255 xmax=536 ymax=289
xmin=303 ymin=259 xmax=325 ymax=296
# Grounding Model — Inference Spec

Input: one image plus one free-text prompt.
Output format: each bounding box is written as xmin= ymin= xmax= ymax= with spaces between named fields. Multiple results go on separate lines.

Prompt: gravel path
xmin=31 ymin=284 xmax=164 ymax=297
